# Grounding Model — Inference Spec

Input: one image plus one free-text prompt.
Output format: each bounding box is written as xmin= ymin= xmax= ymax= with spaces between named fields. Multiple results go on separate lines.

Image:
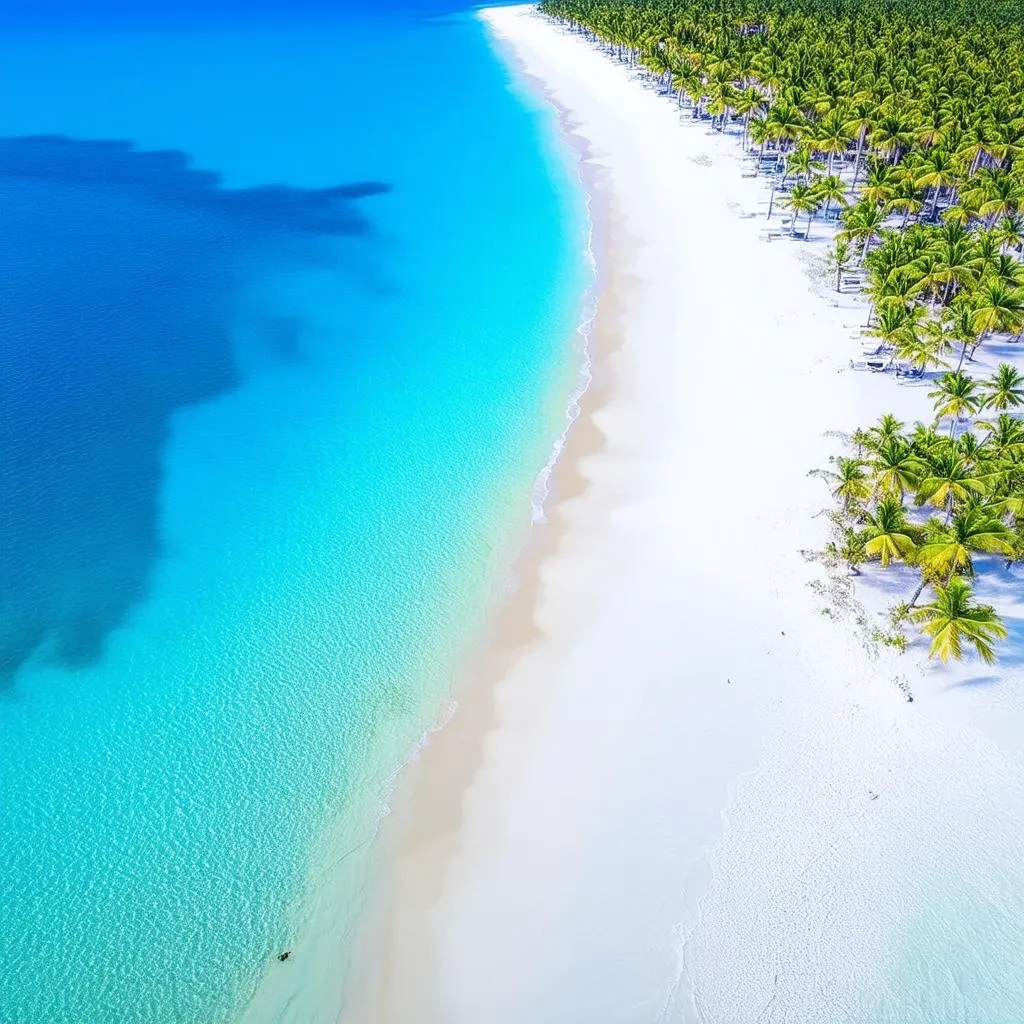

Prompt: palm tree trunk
xmin=907 ymin=574 xmax=929 ymax=608
xmin=851 ymin=128 xmax=867 ymax=187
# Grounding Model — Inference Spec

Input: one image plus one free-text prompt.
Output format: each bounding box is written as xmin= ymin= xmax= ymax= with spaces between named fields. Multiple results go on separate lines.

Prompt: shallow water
xmin=0 ymin=4 xmax=587 ymax=1021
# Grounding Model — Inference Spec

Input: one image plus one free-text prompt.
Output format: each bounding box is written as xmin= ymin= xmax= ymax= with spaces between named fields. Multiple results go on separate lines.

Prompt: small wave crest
xmin=529 ymin=182 xmax=599 ymax=526
xmin=377 ymin=697 xmax=460 ymax=821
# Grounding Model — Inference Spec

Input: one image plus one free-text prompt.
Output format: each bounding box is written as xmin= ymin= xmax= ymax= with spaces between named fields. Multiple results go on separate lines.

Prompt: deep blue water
xmin=1 ymin=138 xmax=385 ymax=681
xmin=0 ymin=4 xmax=586 ymax=1021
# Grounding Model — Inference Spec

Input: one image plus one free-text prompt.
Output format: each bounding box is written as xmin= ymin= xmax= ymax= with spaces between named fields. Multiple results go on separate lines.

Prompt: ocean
xmin=0 ymin=2 xmax=588 ymax=1021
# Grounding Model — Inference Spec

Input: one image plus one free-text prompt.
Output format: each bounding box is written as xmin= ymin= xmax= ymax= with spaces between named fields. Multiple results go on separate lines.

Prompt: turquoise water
xmin=0 ymin=7 xmax=587 ymax=1022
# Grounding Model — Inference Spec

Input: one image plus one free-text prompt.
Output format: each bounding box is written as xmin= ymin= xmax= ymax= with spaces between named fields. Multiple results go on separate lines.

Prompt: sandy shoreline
xmin=342 ymin=6 xmax=1024 ymax=1023
xmin=339 ymin=87 xmax=635 ymax=1019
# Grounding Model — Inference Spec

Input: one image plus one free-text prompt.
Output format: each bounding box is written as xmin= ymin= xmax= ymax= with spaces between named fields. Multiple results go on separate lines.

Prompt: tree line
xmin=540 ymin=0 xmax=1024 ymax=661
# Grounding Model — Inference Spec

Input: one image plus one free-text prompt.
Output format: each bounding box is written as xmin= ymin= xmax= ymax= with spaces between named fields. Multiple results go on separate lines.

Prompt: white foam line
xmin=529 ymin=188 xmax=598 ymax=526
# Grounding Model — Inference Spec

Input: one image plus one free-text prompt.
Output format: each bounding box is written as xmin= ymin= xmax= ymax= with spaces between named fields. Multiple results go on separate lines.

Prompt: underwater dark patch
xmin=0 ymin=136 xmax=388 ymax=685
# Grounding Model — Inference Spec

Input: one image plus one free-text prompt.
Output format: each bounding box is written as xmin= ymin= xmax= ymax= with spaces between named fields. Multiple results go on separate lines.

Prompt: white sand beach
xmin=343 ymin=6 xmax=1024 ymax=1022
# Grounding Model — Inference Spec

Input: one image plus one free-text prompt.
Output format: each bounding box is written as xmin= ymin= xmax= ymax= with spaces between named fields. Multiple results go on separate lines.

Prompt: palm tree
xmin=916 ymin=505 xmax=1015 ymax=582
xmin=941 ymin=199 xmax=979 ymax=228
xmin=870 ymin=437 xmax=923 ymax=499
xmin=980 ymin=412 xmax=1024 ymax=454
xmin=643 ymin=41 xmax=675 ymax=94
xmin=784 ymin=146 xmax=824 ymax=184
xmin=980 ymin=363 xmax=1024 ymax=411
xmin=904 ymin=316 xmax=955 ymax=370
xmin=835 ymin=526 xmax=868 ymax=576
xmin=971 ymin=279 xmax=1024 ymax=348
xmin=859 ymin=161 xmax=897 ymax=207
xmin=910 ymin=250 xmax=952 ymax=304
xmin=978 ymin=171 xmax=1024 ymax=224
xmin=810 ymin=109 xmax=854 ymax=175
xmin=973 ymin=229 xmax=1004 ymax=279
xmin=872 ymin=111 xmax=919 ymax=165
xmin=821 ymin=456 xmax=871 ymax=512
xmin=944 ymin=298 xmax=982 ymax=370
xmin=827 ymin=238 xmax=853 ymax=291
xmin=672 ymin=62 xmax=704 ymax=111
xmin=909 ymin=421 xmax=944 ymax=457
xmin=956 ymin=430 xmax=988 ymax=472
xmin=840 ymin=199 xmax=887 ymax=261
xmin=866 ymin=271 xmax=923 ymax=320
xmin=782 ymin=182 xmax=820 ymax=238
xmin=928 ymin=370 xmax=981 ymax=432
xmin=894 ymin=334 xmax=951 ymax=373
xmin=766 ymin=99 xmax=807 ymax=152
xmin=861 ymin=495 xmax=919 ymax=567
xmin=928 ymin=226 xmax=983 ymax=301
xmin=916 ymin=448 xmax=987 ymax=516
xmin=989 ymin=253 xmax=1024 ymax=289
xmin=813 ymin=174 xmax=848 ymax=220
xmin=705 ymin=74 xmax=738 ymax=132
xmin=867 ymin=304 xmax=924 ymax=352
xmin=865 ymin=413 xmax=906 ymax=450
xmin=748 ymin=114 xmax=773 ymax=168
xmin=916 ymin=149 xmax=958 ymax=219
xmin=843 ymin=100 xmax=876 ymax=186
xmin=733 ymin=85 xmax=766 ymax=151
xmin=887 ymin=181 xmax=925 ymax=230
xmin=909 ymin=577 xmax=1008 ymax=663
xmin=995 ymin=213 xmax=1024 ymax=252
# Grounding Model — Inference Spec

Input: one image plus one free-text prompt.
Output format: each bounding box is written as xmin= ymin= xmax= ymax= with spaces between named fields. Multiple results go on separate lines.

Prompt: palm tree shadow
xmin=994 ymin=619 xmax=1024 ymax=668
xmin=858 ymin=562 xmax=918 ymax=599
xmin=977 ymin=338 xmax=1022 ymax=364
xmin=971 ymin=558 xmax=1024 ymax=667
xmin=943 ymin=674 xmax=1001 ymax=691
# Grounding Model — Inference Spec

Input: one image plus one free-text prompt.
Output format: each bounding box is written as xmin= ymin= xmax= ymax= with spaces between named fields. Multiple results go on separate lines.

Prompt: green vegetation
xmin=818 ymin=397 xmax=1022 ymax=660
xmin=540 ymin=0 xmax=1024 ymax=661
xmin=910 ymin=577 xmax=1008 ymax=663
xmin=541 ymin=0 xmax=1024 ymax=365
